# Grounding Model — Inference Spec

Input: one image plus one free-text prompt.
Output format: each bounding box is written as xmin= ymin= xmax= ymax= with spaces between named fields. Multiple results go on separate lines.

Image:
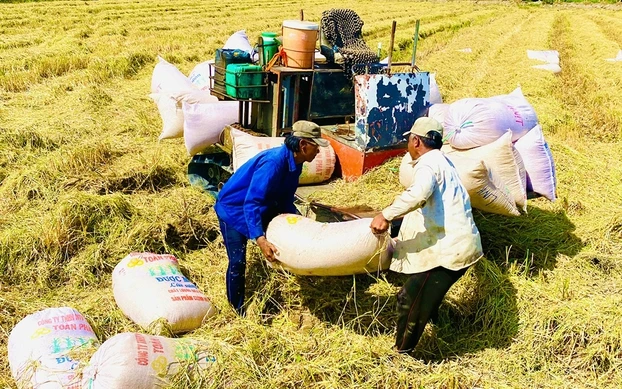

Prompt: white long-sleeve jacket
xmin=382 ymin=149 xmax=483 ymax=274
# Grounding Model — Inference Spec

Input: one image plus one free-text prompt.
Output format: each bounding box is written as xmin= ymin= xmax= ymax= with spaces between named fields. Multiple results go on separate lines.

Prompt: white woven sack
xmin=265 ymin=214 xmax=392 ymax=276
xmin=151 ymin=56 xmax=196 ymax=94
xmin=514 ymin=124 xmax=557 ymax=201
xmin=188 ymin=60 xmax=215 ymax=91
xmin=532 ymin=63 xmax=562 ymax=73
xmin=183 ymin=101 xmax=238 ymax=156
xmin=492 ymin=87 xmax=538 ymax=140
xmin=112 ymin=253 xmax=217 ymax=333
xmin=82 ymin=333 xmax=216 ymax=389
xmin=152 ymin=90 xmax=219 ymax=141
xmin=150 ymin=93 xmax=184 ymax=140
xmin=230 ymin=129 xmax=336 ymax=185
xmin=150 ymin=57 xmax=202 ymax=141
xmin=429 ymin=73 xmax=443 ymax=104
xmin=176 ymin=89 xmax=219 ymax=104
xmin=442 ymin=131 xmax=527 ymax=213
xmin=223 ymin=30 xmax=254 ymax=56
xmin=527 ymin=50 xmax=559 ymax=65
xmin=428 ymin=103 xmax=449 ymax=126
xmin=444 ymin=98 xmax=517 ymax=149
xmin=399 ymin=153 xmax=519 ymax=216
xmin=8 ymin=307 xmax=98 ymax=389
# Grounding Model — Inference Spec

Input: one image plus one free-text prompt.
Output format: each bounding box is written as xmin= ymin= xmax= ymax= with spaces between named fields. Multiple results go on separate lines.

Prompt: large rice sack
xmin=230 ymin=129 xmax=336 ymax=185
xmin=428 ymin=103 xmax=449 ymax=126
xmin=8 ymin=307 xmax=98 ymax=389
xmin=514 ymin=124 xmax=557 ymax=201
xmin=188 ymin=60 xmax=214 ymax=91
xmin=151 ymin=57 xmax=220 ymax=141
xmin=151 ymin=90 xmax=218 ymax=141
xmin=150 ymin=93 xmax=185 ymax=140
xmin=265 ymin=214 xmax=392 ymax=276
xmin=442 ymin=131 xmax=527 ymax=212
xmin=399 ymin=153 xmax=519 ymax=216
xmin=82 ymin=333 xmax=215 ymax=389
xmin=151 ymin=56 xmax=195 ymax=95
xmin=444 ymin=97 xmax=529 ymax=149
xmin=492 ymin=87 xmax=538 ymax=137
xmin=183 ymin=100 xmax=238 ymax=156
xmin=112 ymin=253 xmax=217 ymax=333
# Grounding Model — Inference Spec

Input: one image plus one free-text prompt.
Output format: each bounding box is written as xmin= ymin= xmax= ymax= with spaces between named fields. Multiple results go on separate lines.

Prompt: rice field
xmin=1 ymin=0 xmax=622 ymax=388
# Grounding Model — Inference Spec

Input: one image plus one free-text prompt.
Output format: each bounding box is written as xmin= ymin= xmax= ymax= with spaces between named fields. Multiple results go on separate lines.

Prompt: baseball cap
xmin=292 ymin=120 xmax=329 ymax=147
xmin=402 ymin=117 xmax=444 ymax=139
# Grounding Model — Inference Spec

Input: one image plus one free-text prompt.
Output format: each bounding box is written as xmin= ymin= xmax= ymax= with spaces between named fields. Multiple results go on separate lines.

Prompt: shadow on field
xmin=286 ymin=205 xmax=581 ymax=359
xmin=291 ymin=261 xmax=519 ymax=360
xmin=473 ymin=204 xmax=582 ymax=274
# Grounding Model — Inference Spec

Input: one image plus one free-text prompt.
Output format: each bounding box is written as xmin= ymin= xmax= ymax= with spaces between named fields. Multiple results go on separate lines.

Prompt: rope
xmin=265 ymin=45 xmax=288 ymax=71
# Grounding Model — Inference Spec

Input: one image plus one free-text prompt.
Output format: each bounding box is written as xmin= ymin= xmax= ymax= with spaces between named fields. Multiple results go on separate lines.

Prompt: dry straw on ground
xmin=1 ymin=1 xmax=622 ymax=388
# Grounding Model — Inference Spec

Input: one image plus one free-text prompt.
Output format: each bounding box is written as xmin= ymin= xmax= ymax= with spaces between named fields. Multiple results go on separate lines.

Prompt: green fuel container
xmin=225 ymin=64 xmax=265 ymax=99
xmin=261 ymin=32 xmax=279 ymax=66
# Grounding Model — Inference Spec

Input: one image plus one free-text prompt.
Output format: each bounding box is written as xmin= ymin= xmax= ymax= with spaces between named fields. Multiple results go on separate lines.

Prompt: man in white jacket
xmin=370 ymin=117 xmax=483 ymax=353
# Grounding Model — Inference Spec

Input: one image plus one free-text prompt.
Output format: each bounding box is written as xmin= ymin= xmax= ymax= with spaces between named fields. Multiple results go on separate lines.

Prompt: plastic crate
xmin=225 ymin=63 xmax=265 ymax=99
xmin=213 ymin=49 xmax=251 ymax=95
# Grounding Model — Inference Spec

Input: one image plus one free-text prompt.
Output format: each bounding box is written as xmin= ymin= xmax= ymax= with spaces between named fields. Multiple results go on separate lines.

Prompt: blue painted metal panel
xmin=354 ymin=72 xmax=430 ymax=150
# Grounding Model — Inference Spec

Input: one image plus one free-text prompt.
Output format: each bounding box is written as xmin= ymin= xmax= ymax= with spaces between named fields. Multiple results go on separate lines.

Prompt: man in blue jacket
xmin=214 ymin=121 xmax=329 ymax=315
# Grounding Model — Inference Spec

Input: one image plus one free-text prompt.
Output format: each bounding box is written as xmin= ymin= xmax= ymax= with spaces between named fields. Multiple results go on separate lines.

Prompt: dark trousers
xmin=218 ymin=218 xmax=248 ymax=316
xmin=395 ymin=266 xmax=468 ymax=352
xmin=217 ymin=209 xmax=279 ymax=316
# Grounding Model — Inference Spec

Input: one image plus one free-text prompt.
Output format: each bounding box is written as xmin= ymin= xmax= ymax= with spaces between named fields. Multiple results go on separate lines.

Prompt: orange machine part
xmin=321 ymin=134 xmax=406 ymax=182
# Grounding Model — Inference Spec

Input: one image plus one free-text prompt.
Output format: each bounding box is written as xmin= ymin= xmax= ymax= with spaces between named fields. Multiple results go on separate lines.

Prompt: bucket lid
xmin=283 ymin=20 xmax=319 ymax=30
xmin=262 ymin=32 xmax=278 ymax=37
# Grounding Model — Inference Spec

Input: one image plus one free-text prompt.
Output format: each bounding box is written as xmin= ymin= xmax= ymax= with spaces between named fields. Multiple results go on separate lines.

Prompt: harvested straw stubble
xmin=306 ymin=157 xmax=403 ymax=211
xmin=3 ymin=1 xmax=622 ymax=388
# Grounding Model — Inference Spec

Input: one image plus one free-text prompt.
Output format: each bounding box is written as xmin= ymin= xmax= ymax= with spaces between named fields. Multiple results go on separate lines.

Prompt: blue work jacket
xmin=214 ymin=145 xmax=302 ymax=239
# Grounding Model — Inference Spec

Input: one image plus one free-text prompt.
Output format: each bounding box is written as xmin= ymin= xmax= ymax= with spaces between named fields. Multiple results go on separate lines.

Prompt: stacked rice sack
xmin=150 ymin=56 xmax=238 ymax=156
xmin=8 ymin=307 xmax=99 ymax=389
xmin=112 ymin=253 xmax=217 ymax=334
xmin=150 ymin=31 xmax=258 ymax=156
xmin=419 ymin=86 xmax=557 ymax=216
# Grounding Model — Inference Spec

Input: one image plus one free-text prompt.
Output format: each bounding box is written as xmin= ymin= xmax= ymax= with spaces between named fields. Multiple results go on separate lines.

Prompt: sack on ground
xmin=399 ymin=153 xmax=519 ymax=216
xmin=8 ymin=307 xmax=98 ymax=389
xmin=183 ymin=101 xmax=238 ymax=156
xmin=265 ymin=214 xmax=392 ymax=276
xmin=82 ymin=333 xmax=216 ymax=389
xmin=112 ymin=253 xmax=217 ymax=334
xmin=514 ymin=124 xmax=557 ymax=201
xmin=230 ymin=129 xmax=336 ymax=185
xmin=442 ymin=131 xmax=527 ymax=212
xmin=150 ymin=93 xmax=184 ymax=140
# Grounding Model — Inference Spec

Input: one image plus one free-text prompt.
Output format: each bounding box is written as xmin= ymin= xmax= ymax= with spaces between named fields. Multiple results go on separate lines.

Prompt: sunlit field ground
xmin=1 ymin=0 xmax=622 ymax=388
